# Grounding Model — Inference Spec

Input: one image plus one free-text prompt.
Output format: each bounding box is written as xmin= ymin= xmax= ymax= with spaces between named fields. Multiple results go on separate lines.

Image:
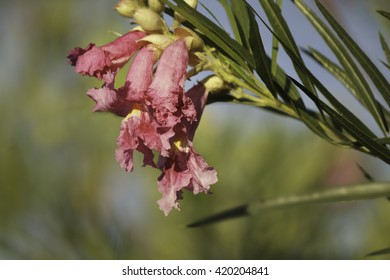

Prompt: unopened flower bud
xmin=148 ymin=0 xmax=165 ymax=14
xmin=174 ymin=27 xmax=204 ymax=50
xmin=114 ymin=0 xmax=145 ymax=18
xmin=134 ymin=8 xmax=165 ymax=33
xmin=174 ymin=0 xmax=198 ymax=25
xmin=203 ymin=76 xmax=227 ymax=93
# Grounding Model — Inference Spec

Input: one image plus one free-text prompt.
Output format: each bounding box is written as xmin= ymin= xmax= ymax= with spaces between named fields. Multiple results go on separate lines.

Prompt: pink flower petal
xmin=115 ymin=108 xmax=160 ymax=172
xmin=124 ymin=47 xmax=155 ymax=100
xmin=74 ymin=45 xmax=112 ymax=80
xmin=86 ymin=86 xmax=131 ymax=117
xmin=186 ymin=147 xmax=218 ymax=194
xmin=156 ymin=138 xmax=217 ymax=215
xmin=67 ymin=43 xmax=94 ymax=66
xmin=157 ymin=156 xmax=192 ymax=215
xmin=67 ymin=31 xmax=146 ymax=81
xmin=115 ymin=118 xmax=138 ymax=172
xmin=147 ymin=40 xmax=189 ymax=119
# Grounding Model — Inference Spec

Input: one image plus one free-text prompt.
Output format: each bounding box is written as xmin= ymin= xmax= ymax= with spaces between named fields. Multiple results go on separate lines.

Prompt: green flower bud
xmin=203 ymin=76 xmax=227 ymax=94
xmin=134 ymin=8 xmax=165 ymax=33
xmin=148 ymin=0 xmax=165 ymax=14
xmin=114 ymin=0 xmax=145 ymax=18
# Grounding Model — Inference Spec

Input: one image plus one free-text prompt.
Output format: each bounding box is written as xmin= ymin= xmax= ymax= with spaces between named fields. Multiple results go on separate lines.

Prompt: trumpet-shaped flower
xmin=156 ymin=83 xmax=218 ymax=215
xmin=113 ymin=47 xmax=169 ymax=171
xmin=147 ymin=39 xmax=196 ymax=130
xmin=67 ymin=30 xmax=146 ymax=82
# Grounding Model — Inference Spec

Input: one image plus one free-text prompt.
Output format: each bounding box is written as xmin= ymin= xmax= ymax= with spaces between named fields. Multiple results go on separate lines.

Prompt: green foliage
xmin=162 ymin=0 xmax=390 ymax=160
xmin=159 ymin=0 xmax=390 ymax=243
xmin=298 ymin=0 xmax=390 ymax=133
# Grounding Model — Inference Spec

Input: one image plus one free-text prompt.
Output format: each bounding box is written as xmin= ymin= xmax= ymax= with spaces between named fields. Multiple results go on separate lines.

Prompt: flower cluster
xmin=67 ymin=0 xmax=218 ymax=215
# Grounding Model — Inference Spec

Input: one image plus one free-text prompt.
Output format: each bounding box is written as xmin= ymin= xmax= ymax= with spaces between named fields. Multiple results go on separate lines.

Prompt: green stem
xmin=231 ymin=90 xmax=299 ymax=119
xmin=200 ymin=47 xmax=298 ymax=118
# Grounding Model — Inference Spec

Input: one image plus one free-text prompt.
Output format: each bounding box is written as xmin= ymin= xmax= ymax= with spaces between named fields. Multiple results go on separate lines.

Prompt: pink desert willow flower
xmin=157 ymin=83 xmax=218 ymax=215
xmin=67 ymin=30 xmax=146 ymax=82
xmin=144 ymin=39 xmax=217 ymax=215
xmin=68 ymin=30 xmax=218 ymax=215
xmin=114 ymin=46 xmax=167 ymax=171
xmin=147 ymin=39 xmax=196 ymax=132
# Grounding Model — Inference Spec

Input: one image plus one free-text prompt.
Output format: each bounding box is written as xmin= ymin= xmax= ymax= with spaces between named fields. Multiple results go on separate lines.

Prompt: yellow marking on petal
xmin=130 ymin=108 xmax=141 ymax=117
xmin=173 ymin=139 xmax=190 ymax=153
xmin=173 ymin=139 xmax=182 ymax=149
xmin=125 ymin=104 xmax=142 ymax=120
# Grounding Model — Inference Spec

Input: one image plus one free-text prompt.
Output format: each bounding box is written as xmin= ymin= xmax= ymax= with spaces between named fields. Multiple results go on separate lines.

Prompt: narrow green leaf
xmin=380 ymin=33 xmax=390 ymax=66
xmin=266 ymin=53 xmax=312 ymax=115
xmin=291 ymin=106 xmax=351 ymax=144
xmin=254 ymin=0 xmax=327 ymax=120
xmin=240 ymin=3 xmax=307 ymax=107
xmin=161 ymin=0 xmax=255 ymax=68
xmin=305 ymin=47 xmax=390 ymax=131
xmin=271 ymin=38 xmax=280 ymax=76
xmin=217 ymin=52 xmax=264 ymax=94
xmin=295 ymin=0 xmax=389 ymax=133
xmin=304 ymin=47 xmax=357 ymax=96
xmin=188 ymin=182 xmax=390 ymax=227
xmin=231 ymin=0 xmax=251 ymax=50
xmin=258 ymin=0 xmax=317 ymax=95
xmin=375 ymin=137 xmax=390 ymax=144
xmin=247 ymin=3 xmax=277 ymax=96
xmin=187 ymin=205 xmax=249 ymax=227
xmin=283 ymin=102 xmax=342 ymax=157
xmin=378 ymin=10 xmax=390 ymax=21
xmin=272 ymin=57 xmax=304 ymax=105
xmin=271 ymin=0 xmax=283 ymax=76
xmin=269 ymin=53 xmax=351 ymax=143
xmin=217 ymin=0 xmax=242 ymax=44
xmin=198 ymin=2 xmax=225 ymax=30
xmin=251 ymin=3 xmax=390 ymax=160
xmin=303 ymin=48 xmax=361 ymax=97
xmin=365 ymin=247 xmax=390 ymax=258
xmin=290 ymin=76 xmax=390 ymax=163
xmin=382 ymin=61 xmax=390 ymax=70
xmin=316 ymin=1 xmax=390 ymax=120
xmin=252 ymin=7 xmax=379 ymax=143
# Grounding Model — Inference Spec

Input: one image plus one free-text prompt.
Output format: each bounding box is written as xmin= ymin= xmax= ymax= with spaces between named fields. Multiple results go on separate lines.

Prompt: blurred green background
xmin=1 ymin=0 xmax=390 ymax=259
